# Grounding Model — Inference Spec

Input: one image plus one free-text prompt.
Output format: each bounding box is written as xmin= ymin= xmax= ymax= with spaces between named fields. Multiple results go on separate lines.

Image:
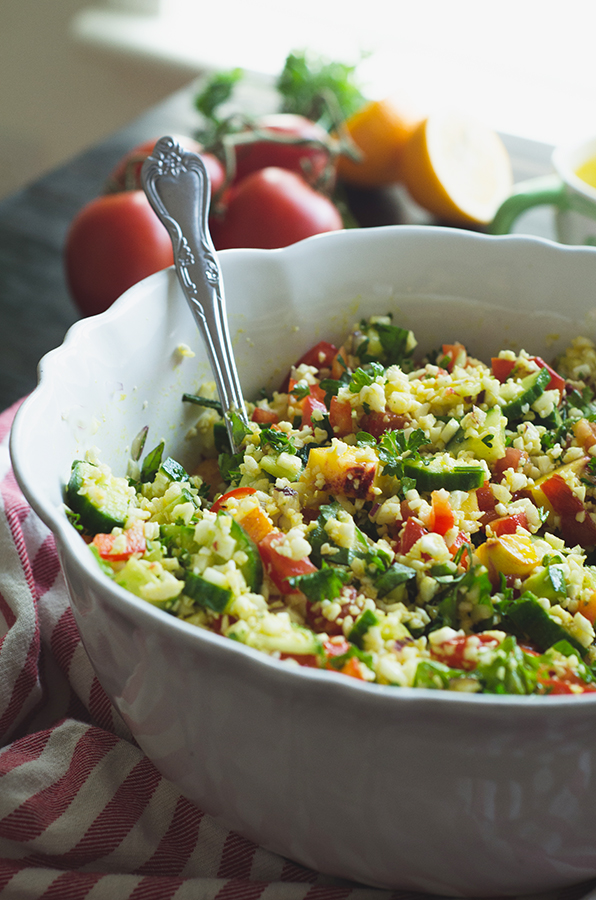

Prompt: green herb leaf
xmin=182 ymin=393 xmax=224 ymax=412
xmin=195 ymin=68 xmax=243 ymax=123
xmin=349 ymin=362 xmax=385 ymax=393
xmin=288 ymin=564 xmax=350 ymax=602
xmin=276 ymin=50 xmax=366 ymax=125
xmin=141 ymin=441 xmax=165 ymax=483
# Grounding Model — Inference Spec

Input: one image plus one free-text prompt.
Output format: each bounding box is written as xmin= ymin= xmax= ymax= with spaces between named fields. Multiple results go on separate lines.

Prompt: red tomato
xmin=441 ymin=342 xmax=467 ymax=371
xmin=476 ymin=482 xmax=496 ymax=513
xmin=430 ymin=633 xmax=499 ymax=671
xmin=251 ymin=407 xmax=279 ymax=425
xmin=491 ymin=357 xmax=516 ymax=382
xmin=210 ymin=167 xmax=344 ymax=250
xmin=302 ymin=395 xmax=328 ymax=430
xmin=65 ymin=191 xmax=174 ymax=316
xmin=493 ymin=447 xmax=527 ymax=481
xmin=429 ymin=491 xmax=455 ymax=536
xmin=540 ymin=473 xmax=584 ymax=516
xmin=399 ymin=517 xmax=428 ymax=555
xmin=258 ymin=531 xmax=317 ymax=594
xmin=106 ymin=136 xmax=225 ymax=196
xmin=295 ymin=340 xmax=338 ymax=371
xmin=491 ymin=356 xmax=565 ymax=394
xmin=360 ymin=410 xmax=407 ymax=438
xmin=234 ymin=114 xmax=334 ymax=189
xmin=329 ymin=396 xmax=353 ymax=437
xmin=210 ymin=486 xmax=257 ymax=514
xmin=491 ymin=511 xmax=529 ymax=537
xmin=92 ymin=524 xmax=146 ymax=561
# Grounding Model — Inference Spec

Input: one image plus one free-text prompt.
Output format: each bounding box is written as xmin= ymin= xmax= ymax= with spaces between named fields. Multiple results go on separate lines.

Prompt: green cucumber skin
xmin=507 ymin=593 xmax=586 ymax=656
xmin=501 ymin=367 xmax=551 ymax=422
xmin=66 ymin=460 xmax=128 ymax=534
xmin=402 ymin=459 xmax=485 ymax=492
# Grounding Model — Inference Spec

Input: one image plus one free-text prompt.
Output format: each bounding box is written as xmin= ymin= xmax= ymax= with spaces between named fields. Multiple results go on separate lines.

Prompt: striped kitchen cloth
xmin=2 ymin=397 xmax=596 ymax=900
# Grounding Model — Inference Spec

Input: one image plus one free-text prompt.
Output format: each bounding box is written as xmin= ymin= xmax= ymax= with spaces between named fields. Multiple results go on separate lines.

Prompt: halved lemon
xmin=401 ymin=111 xmax=513 ymax=227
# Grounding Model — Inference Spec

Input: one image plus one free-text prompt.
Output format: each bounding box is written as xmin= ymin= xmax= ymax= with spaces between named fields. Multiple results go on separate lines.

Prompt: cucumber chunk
xmin=501 ymin=367 xmax=551 ymax=422
xmin=403 ymin=456 xmax=485 ymax=492
xmin=66 ymin=460 xmax=133 ymax=533
xmin=507 ymin=592 xmax=586 ymax=656
xmin=184 ymin=571 xmax=231 ymax=613
xmin=447 ymin=407 xmax=506 ymax=465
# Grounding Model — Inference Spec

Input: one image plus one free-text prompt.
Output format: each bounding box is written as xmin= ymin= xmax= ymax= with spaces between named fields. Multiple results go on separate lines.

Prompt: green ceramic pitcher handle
xmin=489 ymin=174 xmax=567 ymax=234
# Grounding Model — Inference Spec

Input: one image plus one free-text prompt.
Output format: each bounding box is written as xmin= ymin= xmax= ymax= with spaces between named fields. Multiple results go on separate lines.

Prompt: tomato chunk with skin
xmin=295 ymin=340 xmax=338 ymax=372
xmin=399 ymin=517 xmax=428 ymax=554
xmin=211 ymin=486 xmax=257 ymax=514
xmin=491 ymin=356 xmax=565 ymax=394
xmin=252 ymin=407 xmax=279 ymax=425
xmin=258 ymin=531 xmax=317 ymax=594
xmin=360 ymin=410 xmax=407 ymax=438
xmin=494 ymin=447 xmax=527 ymax=481
xmin=302 ymin=395 xmax=328 ymax=430
xmin=491 ymin=510 xmax=529 ymax=537
xmin=92 ymin=524 xmax=146 ymax=561
xmin=429 ymin=490 xmax=454 ymax=536
xmin=540 ymin=474 xmax=584 ymax=517
xmin=329 ymin=396 xmax=353 ymax=437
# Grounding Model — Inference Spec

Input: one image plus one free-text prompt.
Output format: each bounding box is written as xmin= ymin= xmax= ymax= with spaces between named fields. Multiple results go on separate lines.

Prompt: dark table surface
xmin=0 ymin=77 xmax=557 ymax=413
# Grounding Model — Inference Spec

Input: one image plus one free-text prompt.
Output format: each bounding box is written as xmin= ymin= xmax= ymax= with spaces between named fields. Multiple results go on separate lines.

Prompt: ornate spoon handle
xmin=141 ymin=136 xmax=248 ymax=452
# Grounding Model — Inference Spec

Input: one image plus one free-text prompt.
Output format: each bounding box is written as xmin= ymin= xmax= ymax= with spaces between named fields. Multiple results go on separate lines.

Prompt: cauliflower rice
xmin=65 ymin=314 xmax=596 ymax=695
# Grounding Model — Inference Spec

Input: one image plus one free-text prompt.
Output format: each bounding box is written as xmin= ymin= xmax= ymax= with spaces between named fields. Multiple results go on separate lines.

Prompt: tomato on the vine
xmin=210 ymin=166 xmax=343 ymax=250
xmin=233 ymin=114 xmax=335 ymax=190
xmin=106 ymin=135 xmax=225 ymax=196
xmin=65 ymin=191 xmax=174 ymax=316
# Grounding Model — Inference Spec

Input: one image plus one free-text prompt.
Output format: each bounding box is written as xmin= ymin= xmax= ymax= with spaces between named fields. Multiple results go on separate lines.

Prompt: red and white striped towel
xmin=1 ymin=399 xmax=596 ymax=900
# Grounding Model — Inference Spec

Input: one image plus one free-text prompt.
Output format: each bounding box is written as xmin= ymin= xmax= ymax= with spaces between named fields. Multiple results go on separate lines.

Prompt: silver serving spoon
xmin=141 ymin=135 xmax=248 ymax=453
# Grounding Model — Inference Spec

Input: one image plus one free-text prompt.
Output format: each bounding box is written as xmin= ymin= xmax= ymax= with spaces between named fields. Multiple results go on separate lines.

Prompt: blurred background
xmin=0 ymin=0 xmax=594 ymax=202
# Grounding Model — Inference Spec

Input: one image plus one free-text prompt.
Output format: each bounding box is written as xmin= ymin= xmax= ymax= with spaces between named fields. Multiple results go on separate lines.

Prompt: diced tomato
xmin=441 ymin=342 xmax=467 ymax=371
xmin=574 ymin=418 xmax=596 ymax=451
xmin=323 ymin=636 xmax=351 ymax=659
xmin=447 ymin=530 xmax=471 ymax=564
xmin=577 ymin=592 xmax=596 ymax=625
xmin=295 ymin=340 xmax=338 ymax=372
xmin=559 ymin=512 xmax=596 ymax=549
xmin=92 ymin=523 xmax=146 ymax=561
xmin=339 ymin=656 xmax=368 ymax=679
xmin=540 ymin=474 xmax=584 ymax=517
xmin=428 ymin=491 xmax=455 ymax=536
xmin=258 ymin=531 xmax=317 ymax=594
xmin=251 ymin=407 xmax=279 ymax=425
xmin=360 ymin=409 xmax=407 ymax=438
xmin=476 ymin=481 xmax=496 ymax=513
xmin=399 ymin=517 xmax=428 ymax=555
xmin=493 ymin=447 xmax=527 ymax=481
xmin=491 ymin=355 xmax=565 ymax=394
xmin=329 ymin=396 xmax=353 ymax=437
xmin=537 ymin=672 xmax=596 ymax=694
xmin=531 ymin=357 xmax=566 ymax=393
xmin=430 ymin=633 xmax=500 ymax=671
xmin=331 ymin=345 xmax=349 ymax=379
xmin=302 ymin=395 xmax=328 ymax=430
xmin=491 ymin=357 xmax=516 ymax=382
xmin=211 ymin=486 xmax=257 ymax=514
xmin=279 ymin=653 xmax=320 ymax=668
xmin=491 ymin=511 xmax=529 ymax=537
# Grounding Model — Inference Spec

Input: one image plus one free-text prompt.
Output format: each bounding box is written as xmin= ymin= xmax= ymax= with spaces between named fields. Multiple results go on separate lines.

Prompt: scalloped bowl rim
xmin=11 ymin=224 xmax=596 ymax=713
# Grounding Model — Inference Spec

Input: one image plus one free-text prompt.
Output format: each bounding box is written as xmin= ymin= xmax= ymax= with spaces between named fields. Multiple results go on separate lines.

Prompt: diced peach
xmin=305 ymin=444 xmax=378 ymax=500
xmin=235 ymin=505 xmax=274 ymax=544
xmin=476 ymin=533 xmax=539 ymax=579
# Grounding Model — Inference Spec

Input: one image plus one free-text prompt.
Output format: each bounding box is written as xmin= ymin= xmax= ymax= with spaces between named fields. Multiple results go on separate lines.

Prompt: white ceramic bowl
xmin=11 ymin=225 xmax=596 ymax=897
